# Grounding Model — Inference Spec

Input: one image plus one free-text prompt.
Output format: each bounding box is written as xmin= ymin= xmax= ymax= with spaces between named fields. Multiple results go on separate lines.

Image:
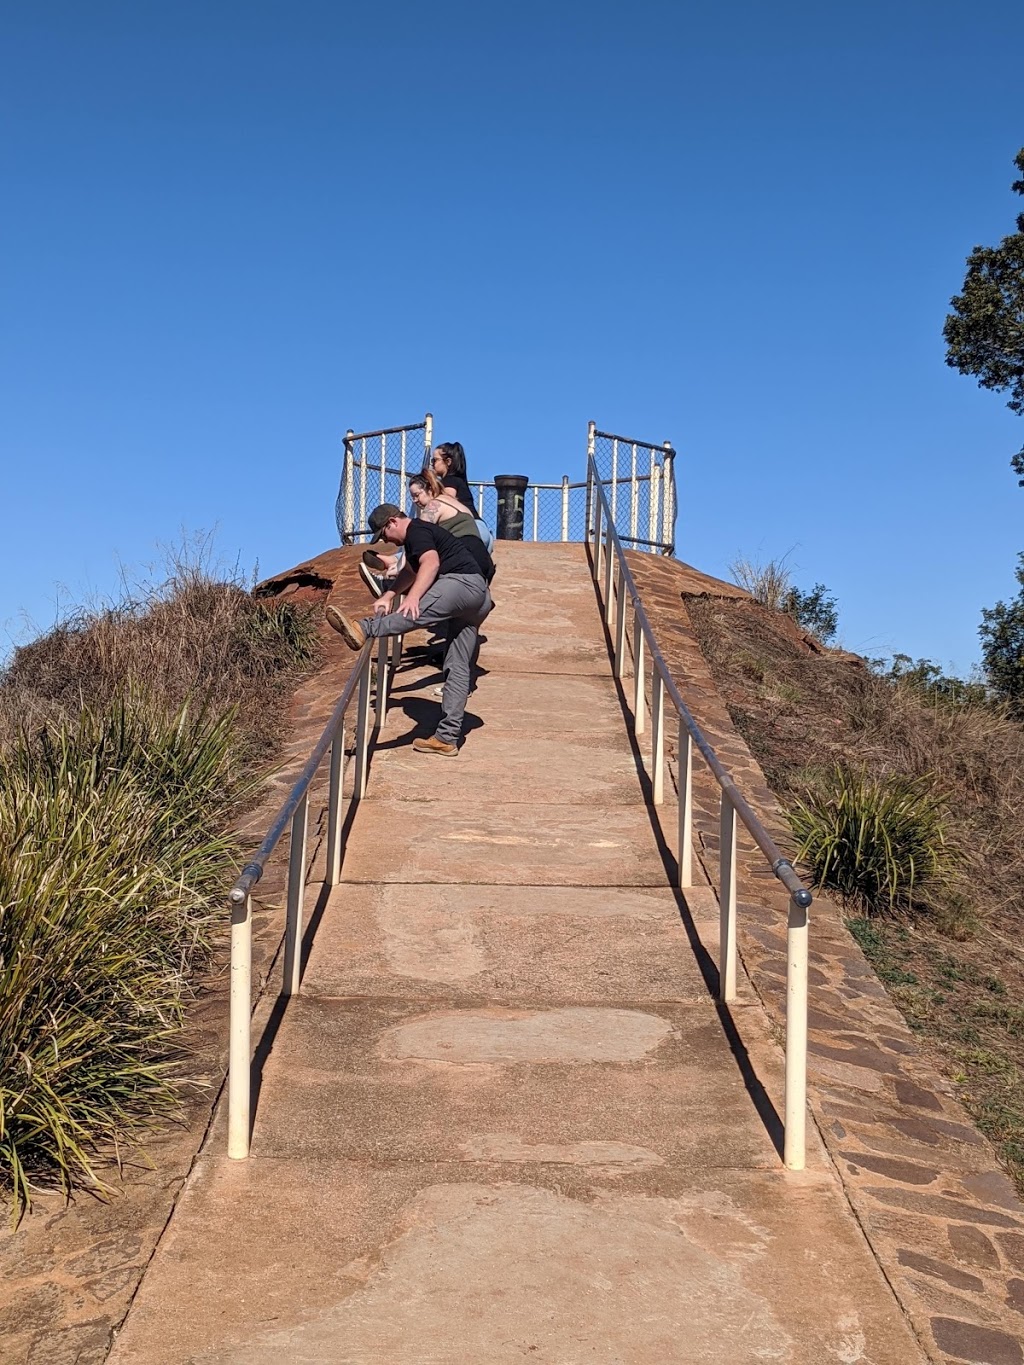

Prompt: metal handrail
xmin=344 ymin=420 xmax=427 ymax=441
xmin=594 ymin=427 xmax=675 ymax=456
xmin=585 ymin=454 xmax=812 ymax=1170
xmin=225 ymin=629 xmax=399 ymax=1159
xmin=228 ymin=642 xmax=373 ymax=905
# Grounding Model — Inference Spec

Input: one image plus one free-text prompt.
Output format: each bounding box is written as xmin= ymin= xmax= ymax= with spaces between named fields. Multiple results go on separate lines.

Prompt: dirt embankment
xmin=684 ymin=588 xmax=1024 ymax=1196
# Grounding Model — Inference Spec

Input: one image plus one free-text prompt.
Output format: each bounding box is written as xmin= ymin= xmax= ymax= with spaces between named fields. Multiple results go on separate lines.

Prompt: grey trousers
xmin=361 ymin=573 xmax=492 ymax=745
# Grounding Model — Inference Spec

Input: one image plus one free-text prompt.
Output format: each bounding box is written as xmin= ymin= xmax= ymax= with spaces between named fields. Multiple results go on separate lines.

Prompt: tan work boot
xmin=325 ymin=605 xmax=366 ymax=651
xmin=412 ymin=735 xmax=458 ymax=757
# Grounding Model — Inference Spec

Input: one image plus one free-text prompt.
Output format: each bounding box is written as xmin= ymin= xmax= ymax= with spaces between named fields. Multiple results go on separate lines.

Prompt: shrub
xmin=0 ymin=549 xmax=321 ymax=1210
xmin=872 ymin=654 xmax=988 ymax=707
xmin=0 ymin=694 xmax=242 ymax=1206
xmin=980 ymin=552 xmax=1024 ymax=714
xmin=729 ymin=557 xmax=839 ymax=644
xmin=782 ymin=583 xmax=838 ymax=644
xmin=729 ymin=555 xmax=792 ymax=610
xmin=787 ymin=765 xmax=953 ymax=914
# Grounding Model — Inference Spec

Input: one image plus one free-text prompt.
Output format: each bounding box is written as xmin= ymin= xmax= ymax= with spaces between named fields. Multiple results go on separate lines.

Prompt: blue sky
xmin=2 ymin=0 xmax=1022 ymax=672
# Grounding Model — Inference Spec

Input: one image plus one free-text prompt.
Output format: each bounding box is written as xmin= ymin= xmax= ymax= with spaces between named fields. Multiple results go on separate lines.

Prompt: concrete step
xmin=338 ymin=800 xmax=674 ymax=886
xmin=244 ymin=995 xmax=785 ymax=1171
xmin=301 ymin=885 xmax=712 ymax=1005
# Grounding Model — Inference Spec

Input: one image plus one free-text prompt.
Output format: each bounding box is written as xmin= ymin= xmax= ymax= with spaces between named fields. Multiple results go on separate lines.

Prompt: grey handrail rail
xmin=344 ymin=420 xmax=428 ymax=441
xmin=586 ymin=453 xmax=812 ymax=1170
xmin=226 ymin=628 xmax=397 ymax=1160
xmin=594 ymin=427 xmax=675 ymax=456
xmin=229 ymin=641 xmax=373 ymax=905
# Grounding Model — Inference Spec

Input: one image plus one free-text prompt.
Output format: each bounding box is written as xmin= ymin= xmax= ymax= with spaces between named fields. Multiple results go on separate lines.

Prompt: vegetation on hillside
xmin=687 ymin=591 xmax=1024 ymax=1195
xmin=0 ymin=551 xmax=320 ymax=1212
xmin=943 ymin=147 xmax=1024 ymax=482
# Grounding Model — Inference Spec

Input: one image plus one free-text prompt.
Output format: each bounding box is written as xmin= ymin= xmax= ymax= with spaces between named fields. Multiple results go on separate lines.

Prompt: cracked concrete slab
xmin=300 ymin=884 xmax=712 ymax=1004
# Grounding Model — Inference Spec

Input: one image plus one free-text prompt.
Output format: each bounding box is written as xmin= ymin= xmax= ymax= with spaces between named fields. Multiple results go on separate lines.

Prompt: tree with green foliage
xmin=943 ymin=148 xmax=1024 ymax=481
xmin=979 ymin=552 xmax=1024 ymax=714
xmin=782 ymin=583 xmax=838 ymax=645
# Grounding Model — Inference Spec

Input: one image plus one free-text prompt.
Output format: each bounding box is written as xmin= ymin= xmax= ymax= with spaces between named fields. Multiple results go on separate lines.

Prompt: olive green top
xmin=437 ymin=508 xmax=482 ymax=539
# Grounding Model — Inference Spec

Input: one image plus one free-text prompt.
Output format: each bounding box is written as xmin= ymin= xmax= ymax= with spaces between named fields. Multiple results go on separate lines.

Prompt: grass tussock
xmin=787 ymin=765 xmax=955 ymax=914
xmin=0 ymin=546 xmax=320 ymax=1211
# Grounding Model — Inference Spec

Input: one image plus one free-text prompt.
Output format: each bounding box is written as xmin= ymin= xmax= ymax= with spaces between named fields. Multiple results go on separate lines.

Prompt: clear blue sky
xmin=3 ymin=0 xmax=1022 ymax=673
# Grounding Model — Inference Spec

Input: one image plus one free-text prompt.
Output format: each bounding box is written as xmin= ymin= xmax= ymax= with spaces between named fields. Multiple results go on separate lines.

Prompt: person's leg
xmin=326 ymin=574 xmax=487 ymax=654
xmin=361 ymin=575 xmax=486 ymax=640
xmin=432 ymin=618 xmax=480 ymax=745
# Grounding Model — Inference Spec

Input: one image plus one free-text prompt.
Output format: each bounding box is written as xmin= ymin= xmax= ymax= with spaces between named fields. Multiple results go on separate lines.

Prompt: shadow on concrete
xmin=585 ymin=543 xmax=785 ymax=1163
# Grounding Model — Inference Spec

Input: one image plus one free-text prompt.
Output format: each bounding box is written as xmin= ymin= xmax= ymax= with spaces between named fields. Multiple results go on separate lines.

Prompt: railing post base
xmin=784 ymin=894 xmax=809 ymax=1171
xmin=227 ymin=893 xmax=252 ymax=1160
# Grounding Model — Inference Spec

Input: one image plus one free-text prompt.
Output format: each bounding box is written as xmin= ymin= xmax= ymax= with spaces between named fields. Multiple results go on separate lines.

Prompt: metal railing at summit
xmin=335 ymin=415 xmax=677 ymax=555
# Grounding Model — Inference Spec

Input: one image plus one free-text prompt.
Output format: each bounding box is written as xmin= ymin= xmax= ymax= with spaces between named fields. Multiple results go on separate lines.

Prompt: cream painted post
xmin=227 ymin=892 xmax=252 ymax=1159
xmin=784 ymin=894 xmax=810 ymax=1170
xmin=343 ymin=431 xmax=355 ymax=540
xmin=375 ymin=635 xmax=390 ymax=728
xmin=358 ymin=437 xmax=368 ymax=534
xmin=353 ymin=659 xmax=371 ymax=799
xmin=399 ymin=430 xmax=408 ymax=510
xmin=424 ymin=412 xmax=433 ymax=467
xmin=678 ymin=724 xmax=693 ymax=888
xmin=610 ymin=438 xmax=619 ymax=523
xmin=585 ymin=422 xmax=596 ymax=547
xmin=603 ymin=528 xmax=615 ymax=625
xmin=651 ymin=668 xmax=665 ymax=804
xmin=719 ymin=794 xmax=738 ymax=1002
xmin=379 ymin=433 xmax=386 ymax=503
xmin=648 ymin=446 xmax=657 ymax=542
xmin=282 ymin=792 xmax=309 ymax=998
xmin=561 ymin=476 xmax=570 ymax=541
xmin=629 ymin=443 xmax=639 ymax=542
xmin=614 ymin=567 xmax=627 ymax=679
xmin=633 ymin=612 xmax=646 ymax=734
xmin=662 ymin=442 xmax=675 ymax=553
xmin=532 ymin=486 xmax=540 ymax=541
xmin=326 ymin=723 xmax=346 ymax=887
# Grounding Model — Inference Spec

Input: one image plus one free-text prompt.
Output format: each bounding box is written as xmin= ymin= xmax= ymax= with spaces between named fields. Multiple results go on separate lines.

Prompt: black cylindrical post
xmin=494 ymin=474 xmax=529 ymax=540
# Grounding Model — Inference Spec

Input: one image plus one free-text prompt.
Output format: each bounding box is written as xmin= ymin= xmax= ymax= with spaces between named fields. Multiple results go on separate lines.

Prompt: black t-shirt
xmin=404 ymin=520 xmax=489 ymax=580
xmin=442 ymin=474 xmax=479 ymax=518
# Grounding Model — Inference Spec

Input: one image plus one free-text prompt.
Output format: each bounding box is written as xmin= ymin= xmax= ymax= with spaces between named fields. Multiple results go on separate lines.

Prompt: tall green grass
xmin=0 ymin=554 xmax=321 ymax=1212
xmin=0 ymin=695 xmax=242 ymax=1206
xmin=787 ymin=765 xmax=953 ymax=914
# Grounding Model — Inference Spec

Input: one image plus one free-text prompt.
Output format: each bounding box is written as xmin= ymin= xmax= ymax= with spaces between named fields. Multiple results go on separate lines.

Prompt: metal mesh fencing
xmin=520 ymin=482 xmax=589 ymax=542
xmin=335 ymin=416 xmax=676 ymax=555
xmin=336 ymin=419 xmax=432 ymax=543
xmin=591 ymin=430 xmax=676 ymax=554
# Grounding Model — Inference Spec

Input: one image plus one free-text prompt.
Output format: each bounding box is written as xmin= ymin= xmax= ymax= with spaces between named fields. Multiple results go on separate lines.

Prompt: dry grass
xmin=687 ymin=592 xmax=1024 ymax=1194
xmin=0 ymin=546 xmax=321 ymax=1209
xmin=1 ymin=551 xmax=319 ymax=767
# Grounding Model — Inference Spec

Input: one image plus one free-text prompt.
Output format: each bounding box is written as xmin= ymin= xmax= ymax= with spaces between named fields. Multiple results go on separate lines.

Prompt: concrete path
xmin=110 ymin=543 xmax=923 ymax=1364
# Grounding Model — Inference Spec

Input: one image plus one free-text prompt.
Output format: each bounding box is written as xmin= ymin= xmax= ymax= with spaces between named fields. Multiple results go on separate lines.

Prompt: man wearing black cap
xmin=326 ymin=503 xmax=493 ymax=756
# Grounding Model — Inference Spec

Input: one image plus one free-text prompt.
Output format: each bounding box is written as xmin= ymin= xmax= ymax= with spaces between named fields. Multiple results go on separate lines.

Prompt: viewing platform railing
xmin=336 ymin=416 xmax=677 ymax=556
xmin=586 ymin=454 xmax=813 ymax=1171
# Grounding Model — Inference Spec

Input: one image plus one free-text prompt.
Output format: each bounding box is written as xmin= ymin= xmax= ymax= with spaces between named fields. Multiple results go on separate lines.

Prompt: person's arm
xmin=373 ymin=561 xmax=417 ymax=613
xmin=399 ymin=549 xmax=440 ymax=619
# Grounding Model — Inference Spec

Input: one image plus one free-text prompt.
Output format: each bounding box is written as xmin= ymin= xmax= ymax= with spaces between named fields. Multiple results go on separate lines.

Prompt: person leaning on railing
xmin=326 ymin=503 xmax=494 ymax=757
xmin=359 ymin=469 xmax=487 ymax=600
